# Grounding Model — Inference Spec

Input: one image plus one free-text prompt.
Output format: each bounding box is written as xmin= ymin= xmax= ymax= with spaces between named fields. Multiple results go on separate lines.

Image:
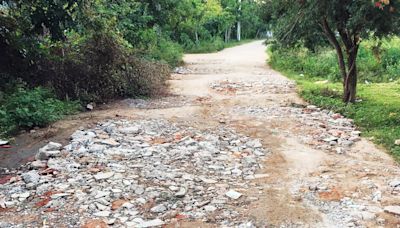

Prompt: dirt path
xmin=1 ymin=41 xmax=400 ymax=227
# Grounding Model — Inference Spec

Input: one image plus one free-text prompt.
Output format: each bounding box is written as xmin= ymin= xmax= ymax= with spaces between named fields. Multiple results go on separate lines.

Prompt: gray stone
xmin=46 ymin=142 xmax=63 ymax=150
xmin=150 ymin=204 xmax=167 ymax=213
xmin=175 ymin=187 xmax=187 ymax=198
xmin=45 ymin=150 xmax=61 ymax=157
xmin=21 ymin=170 xmax=40 ymax=184
xmin=30 ymin=160 xmax=46 ymax=168
xmin=120 ymin=126 xmax=140 ymax=134
xmin=35 ymin=150 xmax=49 ymax=161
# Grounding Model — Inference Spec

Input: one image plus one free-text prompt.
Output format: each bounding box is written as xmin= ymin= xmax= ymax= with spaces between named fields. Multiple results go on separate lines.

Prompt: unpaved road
xmin=1 ymin=41 xmax=400 ymax=227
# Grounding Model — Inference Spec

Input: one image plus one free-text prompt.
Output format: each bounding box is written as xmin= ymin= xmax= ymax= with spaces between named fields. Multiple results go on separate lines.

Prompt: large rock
xmin=35 ymin=142 xmax=62 ymax=160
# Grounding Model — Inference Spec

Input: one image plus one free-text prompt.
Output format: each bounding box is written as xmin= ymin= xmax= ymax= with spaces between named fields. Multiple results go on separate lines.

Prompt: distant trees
xmin=264 ymin=0 xmax=400 ymax=103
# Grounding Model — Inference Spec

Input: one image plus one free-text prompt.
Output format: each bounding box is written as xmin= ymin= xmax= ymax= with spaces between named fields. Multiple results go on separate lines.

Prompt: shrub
xmin=148 ymin=38 xmax=183 ymax=66
xmin=185 ymin=37 xmax=226 ymax=53
xmin=24 ymin=31 xmax=171 ymax=103
xmin=0 ymin=87 xmax=79 ymax=136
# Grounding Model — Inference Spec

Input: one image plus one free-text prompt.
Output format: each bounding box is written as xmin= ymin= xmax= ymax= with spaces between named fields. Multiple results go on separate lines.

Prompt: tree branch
xmin=320 ymin=18 xmax=347 ymax=81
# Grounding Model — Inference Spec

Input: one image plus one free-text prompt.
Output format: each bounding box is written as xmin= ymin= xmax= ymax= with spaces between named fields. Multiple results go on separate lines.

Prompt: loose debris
xmin=0 ymin=119 xmax=268 ymax=227
xmin=233 ymin=105 xmax=361 ymax=154
xmin=210 ymin=79 xmax=296 ymax=95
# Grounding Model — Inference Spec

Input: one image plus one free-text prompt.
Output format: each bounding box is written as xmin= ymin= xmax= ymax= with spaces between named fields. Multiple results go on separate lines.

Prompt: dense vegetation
xmin=268 ymin=36 xmax=400 ymax=161
xmin=0 ymin=0 xmax=265 ymax=136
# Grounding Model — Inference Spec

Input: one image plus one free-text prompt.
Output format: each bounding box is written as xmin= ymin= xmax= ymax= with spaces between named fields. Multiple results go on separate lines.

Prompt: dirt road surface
xmin=1 ymin=41 xmax=400 ymax=227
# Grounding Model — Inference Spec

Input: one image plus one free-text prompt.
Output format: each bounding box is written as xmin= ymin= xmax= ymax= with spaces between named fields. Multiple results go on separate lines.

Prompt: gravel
xmin=0 ymin=119 xmax=268 ymax=227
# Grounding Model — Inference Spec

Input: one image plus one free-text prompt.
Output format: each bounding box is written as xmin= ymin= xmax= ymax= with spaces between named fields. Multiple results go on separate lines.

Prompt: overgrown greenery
xmin=268 ymin=45 xmax=400 ymax=161
xmin=0 ymin=0 xmax=265 ymax=136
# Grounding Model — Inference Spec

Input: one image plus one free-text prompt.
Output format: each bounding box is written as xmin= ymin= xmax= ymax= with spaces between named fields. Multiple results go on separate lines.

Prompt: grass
xmin=269 ymin=48 xmax=400 ymax=162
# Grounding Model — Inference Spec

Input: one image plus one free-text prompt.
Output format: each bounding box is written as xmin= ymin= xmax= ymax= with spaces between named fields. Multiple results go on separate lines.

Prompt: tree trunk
xmin=225 ymin=29 xmax=228 ymax=43
xmin=237 ymin=21 xmax=241 ymax=41
xmin=320 ymin=18 xmax=360 ymax=103
xmin=255 ymin=29 xmax=260 ymax=39
xmin=195 ymin=30 xmax=199 ymax=44
xmin=237 ymin=0 xmax=241 ymax=41
xmin=228 ymin=26 xmax=232 ymax=42
xmin=343 ymin=46 xmax=359 ymax=103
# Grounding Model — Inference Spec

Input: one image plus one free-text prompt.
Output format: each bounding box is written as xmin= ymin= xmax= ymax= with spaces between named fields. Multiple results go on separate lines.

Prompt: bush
xmin=148 ymin=38 xmax=183 ymax=66
xmin=0 ymin=87 xmax=79 ymax=136
xmin=22 ymin=31 xmax=171 ymax=103
xmin=185 ymin=37 xmax=226 ymax=53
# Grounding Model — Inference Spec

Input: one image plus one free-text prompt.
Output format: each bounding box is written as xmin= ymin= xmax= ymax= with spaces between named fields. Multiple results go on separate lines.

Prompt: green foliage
xmin=0 ymin=87 xmax=79 ymax=136
xmin=147 ymin=38 xmax=183 ymax=66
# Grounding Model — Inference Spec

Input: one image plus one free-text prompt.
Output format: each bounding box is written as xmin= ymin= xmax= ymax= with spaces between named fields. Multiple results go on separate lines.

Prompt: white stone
xmin=384 ymin=206 xmax=400 ymax=215
xmin=94 ymin=172 xmax=114 ymax=180
xmin=204 ymin=205 xmax=217 ymax=212
xmin=138 ymin=219 xmax=165 ymax=228
xmin=323 ymin=136 xmax=338 ymax=142
xmin=200 ymin=178 xmax=218 ymax=184
xmin=372 ymin=191 xmax=382 ymax=202
xmin=51 ymin=193 xmax=70 ymax=199
xmin=225 ymin=190 xmax=242 ymax=200
xmin=95 ymin=191 xmax=110 ymax=199
xmin=18 ymin=192 xmax=30 ymax=199
xmin=389 ymin=180 xmax=400 ymax=187
xmin=93 ymin=211 xmax=111 ymax=217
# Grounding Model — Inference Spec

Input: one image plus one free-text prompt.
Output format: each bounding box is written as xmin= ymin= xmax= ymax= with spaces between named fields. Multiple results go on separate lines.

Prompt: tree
xmin=264 ymin=0 xmax=400 ymax=103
